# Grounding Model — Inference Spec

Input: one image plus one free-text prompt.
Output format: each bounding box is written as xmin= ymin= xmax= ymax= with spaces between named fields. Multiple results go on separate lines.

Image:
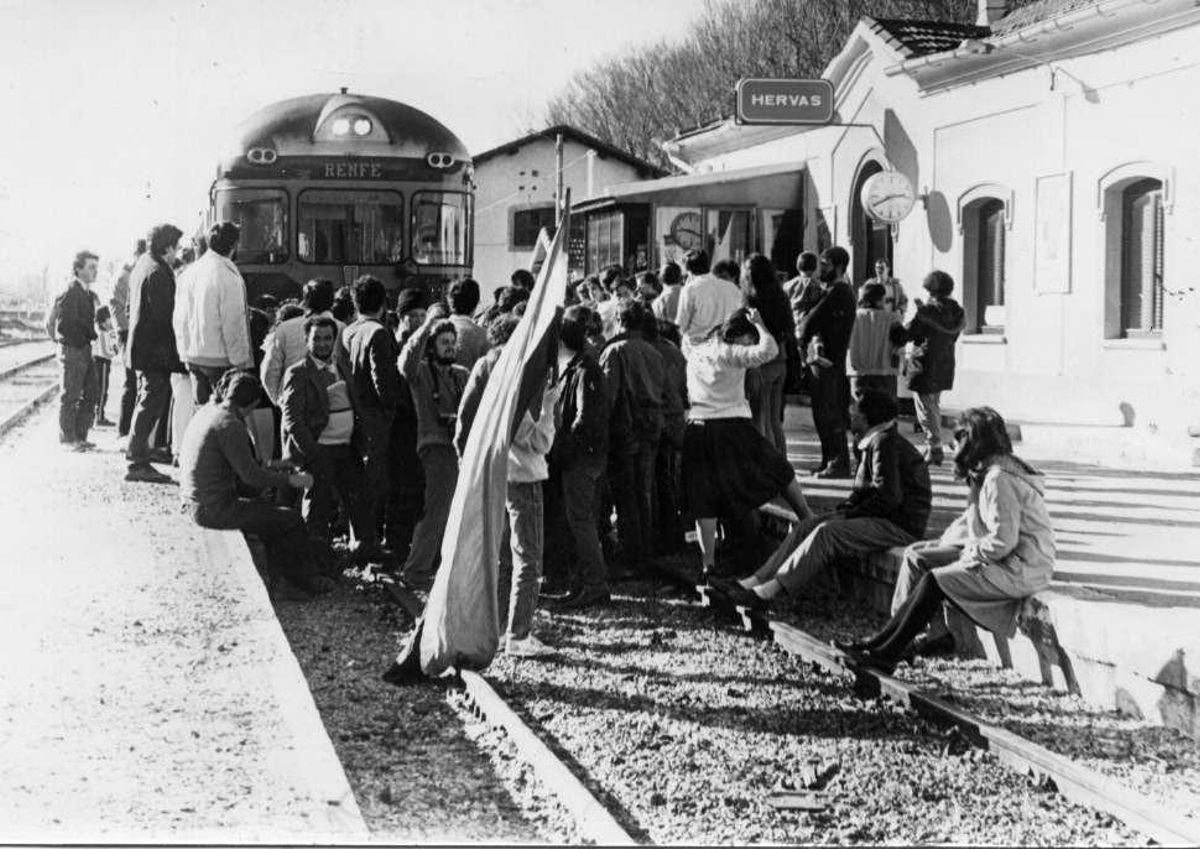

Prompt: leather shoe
xmin=148 ymin=447 xmax=174 ymax=465
xmin=845 ymin=647 xmax=898 ymax=676
xmin=812 ymin=463 xmax=851 ymax=480
xmin=558 ymin=587 xmax=610 ymax=611
xmin=833 ymin=637 xmax=879 ymax=654
xmin=125 ymin=464 xmax=173 ymax=484
xmin=909 ymin=632 xmax=956 ymax=659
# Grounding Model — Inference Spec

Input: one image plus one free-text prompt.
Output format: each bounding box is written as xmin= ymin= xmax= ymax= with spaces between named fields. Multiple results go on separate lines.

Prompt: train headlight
xmin=332 ymin=118 xmax=351 ymax=136
xmin=246 ymin=147 xmax=277 ymax=165
xmin=427 ymin=152 xmax=455 ymax=169
xmin=353 ymin=118 xmax=372 ymax=136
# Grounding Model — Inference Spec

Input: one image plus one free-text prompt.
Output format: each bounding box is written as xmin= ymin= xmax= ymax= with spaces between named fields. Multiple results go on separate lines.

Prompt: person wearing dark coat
xmin=45 ymin=251 xmax=100 ymax=448
xmin=279 ymin=316 xmax=374 ymax=557
xmin=898 ymin=270 xmax=966 ymax=465
xmin=798 ymin=246 xmax=856 ymax=478
xmin=343 ymin=275 xmax=403 ymax=553
xmin=599 ymin=300 xmax=665 ymax=577
xmin=741 ymin=391 xmax=931 ymax=601
xmin=124 ymin=224 xmax=185 ymax=483
xmin=547 ymin=306 xmax=612 ymax=608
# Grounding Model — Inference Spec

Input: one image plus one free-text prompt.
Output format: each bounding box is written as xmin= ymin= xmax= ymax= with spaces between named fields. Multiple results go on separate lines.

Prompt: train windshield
xmin=411 ymin=191 xmax=470 ymax=266
xmin=297 ymin=189 xmax=405 ymax=265
xmin=215 ymin=190 xmax=288 ymax=264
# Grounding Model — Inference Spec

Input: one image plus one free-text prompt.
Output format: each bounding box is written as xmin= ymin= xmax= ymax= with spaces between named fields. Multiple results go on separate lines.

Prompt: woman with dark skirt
xmin=836 ymin=407 xmax=1056 ymax=674
xmin=683 ymin=307 xmax=814 ymax=579
xmin=741 ymin=253 xmax=796 ymax=456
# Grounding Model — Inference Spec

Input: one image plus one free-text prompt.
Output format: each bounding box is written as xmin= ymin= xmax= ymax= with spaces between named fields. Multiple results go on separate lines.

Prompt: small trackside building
xmin=470 ymin=126 xmax=664 ymax=288
xmin=659 ymin=0 xmax=1200 ymax=464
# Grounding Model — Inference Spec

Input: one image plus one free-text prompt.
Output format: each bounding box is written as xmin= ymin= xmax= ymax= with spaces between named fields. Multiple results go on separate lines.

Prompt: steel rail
xmin=454 ymin=670 xmax=639 ymax=846
xmin=379 ymin=582 xmax=640 ymax=845
xmin=691 ymin=578 xmax=1200 ymax=847
xmin=0 ymin=352 xmax=55 ymax=383
xmin=0 ymin=381 xmax=59 ymax=437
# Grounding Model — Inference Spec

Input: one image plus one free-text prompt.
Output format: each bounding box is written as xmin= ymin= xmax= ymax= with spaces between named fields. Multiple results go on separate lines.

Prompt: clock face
xmin=669 ymin=211 xmax=703 ymax=251
xmin=861 ymin=171 xmax=916 ymax=223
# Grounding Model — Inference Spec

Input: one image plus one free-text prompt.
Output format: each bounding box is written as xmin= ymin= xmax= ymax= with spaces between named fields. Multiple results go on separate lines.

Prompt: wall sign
xmin=735 ymin=79 xmax=834 ymax=125
xmin=1035 ymin=172 xmax=1073 ymax=294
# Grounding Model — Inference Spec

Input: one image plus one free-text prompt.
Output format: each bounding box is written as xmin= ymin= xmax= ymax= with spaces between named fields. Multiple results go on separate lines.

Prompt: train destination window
xmin=297 ymin=190 xmax=404 ymax=265
xmin=411 ymin=191 xmax=471 ymax=266
xmin=215 ymin=190 xmax=288 ymax=264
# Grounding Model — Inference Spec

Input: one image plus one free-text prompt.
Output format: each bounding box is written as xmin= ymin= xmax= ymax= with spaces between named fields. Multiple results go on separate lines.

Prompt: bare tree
xmin=546 ymin=0 xmax=973 ymax=169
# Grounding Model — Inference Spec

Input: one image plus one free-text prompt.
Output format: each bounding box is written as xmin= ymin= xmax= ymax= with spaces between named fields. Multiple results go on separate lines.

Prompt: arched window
xmin=961 ymin=197 xmax=1007 ymax=333
xmin=1118 ymin=178 xmax=1165 ymax=337
xmin=1099 ymin=163 xmax=1171 ymax=340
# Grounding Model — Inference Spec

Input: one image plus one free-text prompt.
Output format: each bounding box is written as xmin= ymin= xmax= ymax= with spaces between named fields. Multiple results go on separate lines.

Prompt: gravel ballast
xmin=489 ymin=583 xmax=1144 ymax=845
xmin=272 ymin=577 xmax=575 ymax=844
xmin=776 ymin=583 xmax=1200 ymax=823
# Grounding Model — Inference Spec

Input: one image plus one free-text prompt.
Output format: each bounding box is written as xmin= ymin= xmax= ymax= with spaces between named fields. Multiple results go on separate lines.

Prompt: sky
xmin=0 ymin=0 xmax=694 ymax=297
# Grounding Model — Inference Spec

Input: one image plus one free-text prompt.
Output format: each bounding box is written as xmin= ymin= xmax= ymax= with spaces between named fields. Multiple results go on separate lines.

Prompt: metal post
xmin=555 ymin=133 xmax=564 ymax=227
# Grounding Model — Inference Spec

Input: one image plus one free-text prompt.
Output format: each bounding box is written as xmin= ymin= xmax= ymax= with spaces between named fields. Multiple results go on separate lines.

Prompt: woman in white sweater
xmin=683 ymin=308 xmax=814 ymax=578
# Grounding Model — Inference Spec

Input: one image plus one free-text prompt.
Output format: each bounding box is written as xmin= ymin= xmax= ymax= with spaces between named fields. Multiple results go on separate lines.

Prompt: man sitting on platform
xmin=279 ymin=316 xmax=374 ymax=562
xmin=179 ymin=369 xmax=332 ymax=596
xmin=739 ymin=391 xmax=931 ymax=601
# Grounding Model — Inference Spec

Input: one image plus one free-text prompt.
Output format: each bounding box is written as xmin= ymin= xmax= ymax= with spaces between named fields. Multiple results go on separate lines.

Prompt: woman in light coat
xmin=837 ymin=407 xmax=1055 ymax=674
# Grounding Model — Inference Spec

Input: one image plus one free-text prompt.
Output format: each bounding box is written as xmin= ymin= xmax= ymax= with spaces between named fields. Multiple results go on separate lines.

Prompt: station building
xmin=470 ymin=126 xmax=664 ymax=287
xmin=577 ymin=0 xmax=1200 ymax=465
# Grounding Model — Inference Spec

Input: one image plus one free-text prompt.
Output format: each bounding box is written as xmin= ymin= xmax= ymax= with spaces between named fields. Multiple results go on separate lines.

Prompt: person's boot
xmin=813 ymin=460 xmax=851 ymax=479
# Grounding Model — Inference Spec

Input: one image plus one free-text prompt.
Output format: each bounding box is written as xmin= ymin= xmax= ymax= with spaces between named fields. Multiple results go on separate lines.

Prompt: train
xmin=207 ymin=89 xmax=474 ymax=304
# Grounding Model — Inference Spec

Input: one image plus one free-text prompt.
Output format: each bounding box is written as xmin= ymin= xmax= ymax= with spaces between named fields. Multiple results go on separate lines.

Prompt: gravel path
xmin=488 ymin=583 xmax=1144 ymax=845
xmin=0 ymin=406 xmax=364 ymax=844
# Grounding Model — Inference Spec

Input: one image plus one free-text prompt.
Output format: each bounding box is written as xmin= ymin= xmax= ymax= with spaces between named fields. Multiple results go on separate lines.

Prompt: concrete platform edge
xmin=201 ymin=529 xmax=370 ymax=840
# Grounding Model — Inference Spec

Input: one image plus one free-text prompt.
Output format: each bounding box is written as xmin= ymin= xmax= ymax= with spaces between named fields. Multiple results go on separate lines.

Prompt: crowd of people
xmin=45 ymin=223 xmax=1055 ymax=665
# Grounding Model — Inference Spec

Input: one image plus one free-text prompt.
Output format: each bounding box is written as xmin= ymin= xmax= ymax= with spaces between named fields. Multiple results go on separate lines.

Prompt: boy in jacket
xmin=548 ymin=306 xmax=611 ymax=609
xmin=47 ymin=250 xmax=100 ymax=448
xmin=740 ymin=391 xmax=931 ymax=601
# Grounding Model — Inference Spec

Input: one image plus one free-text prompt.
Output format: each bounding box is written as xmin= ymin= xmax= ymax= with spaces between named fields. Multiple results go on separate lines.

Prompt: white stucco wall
xmin=472 ymin=137 xmax=649 ymax=288
xmin=682 ymin=20 xmax=1200 ymax=439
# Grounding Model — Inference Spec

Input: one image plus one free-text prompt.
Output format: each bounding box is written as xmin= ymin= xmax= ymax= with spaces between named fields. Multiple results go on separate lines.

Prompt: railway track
xmin=690 ymin=574 xmax=1200 ymax=846
xmin=377 ymin=571 xmax=1199 ymax=845
xmin=0 ymin=346 xmax=60 ymax=437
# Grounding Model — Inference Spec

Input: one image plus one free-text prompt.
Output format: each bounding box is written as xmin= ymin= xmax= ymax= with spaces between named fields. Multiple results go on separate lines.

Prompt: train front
xmin=211 ymin=90 xmax=473 ymax=304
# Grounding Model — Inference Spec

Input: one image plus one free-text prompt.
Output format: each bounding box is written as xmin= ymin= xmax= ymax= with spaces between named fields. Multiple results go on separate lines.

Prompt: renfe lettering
xmin=323 ymin=162 xmax=384 ymax=179
xmin=750 ymin=94 xmax=823 ymax=108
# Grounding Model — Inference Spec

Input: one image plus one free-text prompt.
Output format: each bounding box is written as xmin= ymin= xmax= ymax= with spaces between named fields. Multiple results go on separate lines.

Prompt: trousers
xmin=190 ymin=498 xmax=314 ymax=581
xmin=505 ymin=480 xmax=544 ymax=641
xmin=117 ymin=330 xmax=137 ymax=436
xmin=58 ymin=343 xmax=96 ymax=443
xmin=93 ymin=357 xmax=112 ymax=421
xmin=127 ymin=369 xmax=171 ymax=468
xmin=653 ymin=418 xmax=685 ymax=554
xmin=189 ymin=363 xmax=229 ymax=406
xmin=385 ymin=411 xmax=424 ymax=558
xmin=913 ymin=391 xmax=944 ymax=449
xmin=400 ymin=444 xmax=458 ymax=587
xmin=303 ymin=442 xmax=374 ymax=548
xmin=754 ymin=514 xmax=914 ymax=593
xmin=547 ymin=458 xmax=607 ymax=593
xmin=809 ymin=363 xmax=850 ymax=469
xmin=609 ymin=435 xmax=657 ymax=571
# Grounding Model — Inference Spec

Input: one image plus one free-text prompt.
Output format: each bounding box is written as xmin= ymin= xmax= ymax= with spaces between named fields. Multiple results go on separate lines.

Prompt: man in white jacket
xmin=174 ymin=221 xmax=254 ymax=404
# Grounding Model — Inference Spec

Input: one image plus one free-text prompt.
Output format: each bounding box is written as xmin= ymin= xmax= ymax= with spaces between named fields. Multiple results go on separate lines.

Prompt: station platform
xmin=0 ymin=410 xmax=367 ymax=843
xmin=778 ymin=404 xmax=1200 ymax=737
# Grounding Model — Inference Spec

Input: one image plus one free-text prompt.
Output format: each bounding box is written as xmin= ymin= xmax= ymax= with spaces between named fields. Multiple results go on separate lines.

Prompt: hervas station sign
xmin=735 ymin=79 xmax=835 ymax=125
